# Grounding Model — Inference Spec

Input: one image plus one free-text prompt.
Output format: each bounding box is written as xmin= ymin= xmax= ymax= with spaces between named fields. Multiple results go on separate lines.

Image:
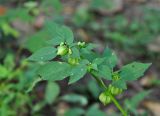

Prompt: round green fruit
xmin=68 ymin=58 xmax=79 ymax=65
xmin=57 ymin=45 xmax=68 ymax=56
xmin=99 ymin=92 xmax=111 ymax=105
xmin=108 ymin=84 xmax=123 ymax=95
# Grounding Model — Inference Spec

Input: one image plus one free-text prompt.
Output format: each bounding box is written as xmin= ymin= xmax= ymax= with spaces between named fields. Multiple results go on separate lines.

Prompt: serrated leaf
xmin=28 ymin=47 xmax=57 ymax=61
xmin=98 ymin=65 xmax=112 ymax=80
xmin=103 ymin=48 xmax=118 ymax=69
xmin=44 ymin=21 xmax=73 ymax=45
xmin=47 ymin=36 xmax=64 ymax=46
xmin=38 ymin=62 xmax=71 ymax=81
xmin=45 ymin=82 xmax=60 ymax=104
xmin=69 ymin=64 xmax=87 ymax=84
xmin=92 ymin=57 xmax=106 ymax=65
xmin=120 ymin=62 xmax=151 ymax=81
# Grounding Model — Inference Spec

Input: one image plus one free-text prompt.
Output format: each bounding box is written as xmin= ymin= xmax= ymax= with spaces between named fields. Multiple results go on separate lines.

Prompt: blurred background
xmin=0 ymin=0 xmax=160 ymax=116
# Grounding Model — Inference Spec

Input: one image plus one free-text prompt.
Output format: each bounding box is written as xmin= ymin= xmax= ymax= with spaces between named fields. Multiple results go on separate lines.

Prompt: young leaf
xmin=120 ymin=62 xmax=151 ymax=81
xmin=37 ymin=62 xmax=71 ymax=81
xmin=69 ymin=64 xmax=87 ymax=84
xmin=45 ymin=82 xmax=60 ymax=104
xmin=103 ymin=48 xmax=118 ymax=69
xmin=28 ymin=47 xmax=57 ymax=61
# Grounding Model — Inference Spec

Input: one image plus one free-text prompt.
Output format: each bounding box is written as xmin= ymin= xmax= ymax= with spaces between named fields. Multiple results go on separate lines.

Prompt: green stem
xmin=91 ymin=72 xmax=127 ymax=116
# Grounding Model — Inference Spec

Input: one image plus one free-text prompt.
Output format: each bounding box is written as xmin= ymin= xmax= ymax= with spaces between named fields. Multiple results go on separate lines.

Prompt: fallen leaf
xmin=143 ymin=100 xmax=160 ymax=116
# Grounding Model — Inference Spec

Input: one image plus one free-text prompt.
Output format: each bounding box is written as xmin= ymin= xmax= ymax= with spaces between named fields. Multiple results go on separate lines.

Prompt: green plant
xmin=28 ymin=22 xmax=151 ymax=116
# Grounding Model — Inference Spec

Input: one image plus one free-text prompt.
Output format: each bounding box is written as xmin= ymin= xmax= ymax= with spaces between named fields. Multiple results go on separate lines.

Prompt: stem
xmin=91 ymin=71 xmax=127 ymax=116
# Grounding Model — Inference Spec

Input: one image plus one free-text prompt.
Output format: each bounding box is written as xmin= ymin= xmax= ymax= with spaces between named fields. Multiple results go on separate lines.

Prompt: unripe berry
xmin=99 ymin=92 xmax=111 ymax=105
xmin=57 ymin=45 xmax=68 ymax=56
xmin=68 ymin=58 xmax=79 ymax=65
xmin=108 ymin=84 xmax=123 ymax=95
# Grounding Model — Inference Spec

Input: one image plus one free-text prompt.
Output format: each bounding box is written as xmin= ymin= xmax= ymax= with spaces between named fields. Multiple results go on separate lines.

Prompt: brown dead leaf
xmin=0 ymin=6 xmax=7 ymax=16
xmin=140 ymin=74 xmax=157 ymax=87
xmin=34 ymin=15 xmax=45 ymax=30
xmin=148 ymin=36 xmax=160 ymax=52
xmin=143 ymin=100 xmax=160 ymax=116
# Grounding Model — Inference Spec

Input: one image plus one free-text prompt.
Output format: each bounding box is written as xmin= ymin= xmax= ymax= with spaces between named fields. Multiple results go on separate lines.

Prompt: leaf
xmin=103 ymin=48 xmax=118 ymax=69
xmin=120 ymin=62 xmax=151 ymax=81
xmin=45 ymin=82 xmax=60 ymax=104
xmin=92 ymin=57 xmax=106 ymax=65
xmin=70 ymin=47 xmax=80 ymax=58
xmin=38 ymin=62 xmax=71 ymax=81
xmin=0 ymin=64 xmax=9 ymax=78
xmin=26 ymin=77 xmax=42 ymax=93
xmin=87 ymin=80 xmax=101 ymax=98
xmin=69 ymin=64 xmax=87 ymax=84
xmin=61 ymin=94 xmax=88 ymax=106
xmin=47 ymin=36 xmax=64 ymax=46
xmin=86 ymin=104 xmax=106 ymax=116
xmin=112 ymin=79 xmax=127 ymax=89
xmin=97 ymin=65 xmax=112 ymax=80
xmin=44 ymin=21 xmax=73 ymax=45
xmin=24 ymin=30 xmax=48 ymax=52
xmin=64 ymin=108 xmax=85 ymax=116
xmin=125 ymin=91 xmax=150 ymax=114
xmin=28 ymin=47 xmax=57 ymax=61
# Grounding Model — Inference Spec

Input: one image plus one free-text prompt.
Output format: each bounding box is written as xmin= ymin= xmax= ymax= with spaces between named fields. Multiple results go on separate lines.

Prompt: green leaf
xmin=98 ymin=65 xmax=112 ymax=80
xmin=0 ymin=65 xmax=9 ymax=78
xmin=24 ymin=30 xmax=48 ymax=52
xmin=86 ymin=104 xmax=106 ymax=116
xmin=47 ymin=36 xmax=64 ymax=46
xmin=69 ymin=64 xmax=87 ymax=84
xmin=120 ymin=62 xmax=151 ymax=81
xmin=26 ymin=77 xmax=42 ymax=93
xmin=125 ymin=91 xmax=150 ymax=114
xmin=38 ymin=62 xmax=71 ymax=81
xmin=64 ymin=108 xmax=85 ymax=116
xmin=87 ymin=80 xmax=101 ymax=98
xmin=103 ymin=48 xmax=118 ymax=69
xmin=70 ymin=47 xmax=80 ymax=58
xmin=4 ymin=54 xmax=15 ymax=71
xmin=44 ymin=22 xmax=73 ymax=45
xmin=112 ymin=79 xmax=127 ymax=89
xmin=28 ymin=47 xmax=57 ymax=61
xmin=45 ymin=82 xmax=60 ymax=104
xmin=61 ymin=94 xmax=88 ymax=106
xmin=92 ymin=57 xmax=106 ymax=65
